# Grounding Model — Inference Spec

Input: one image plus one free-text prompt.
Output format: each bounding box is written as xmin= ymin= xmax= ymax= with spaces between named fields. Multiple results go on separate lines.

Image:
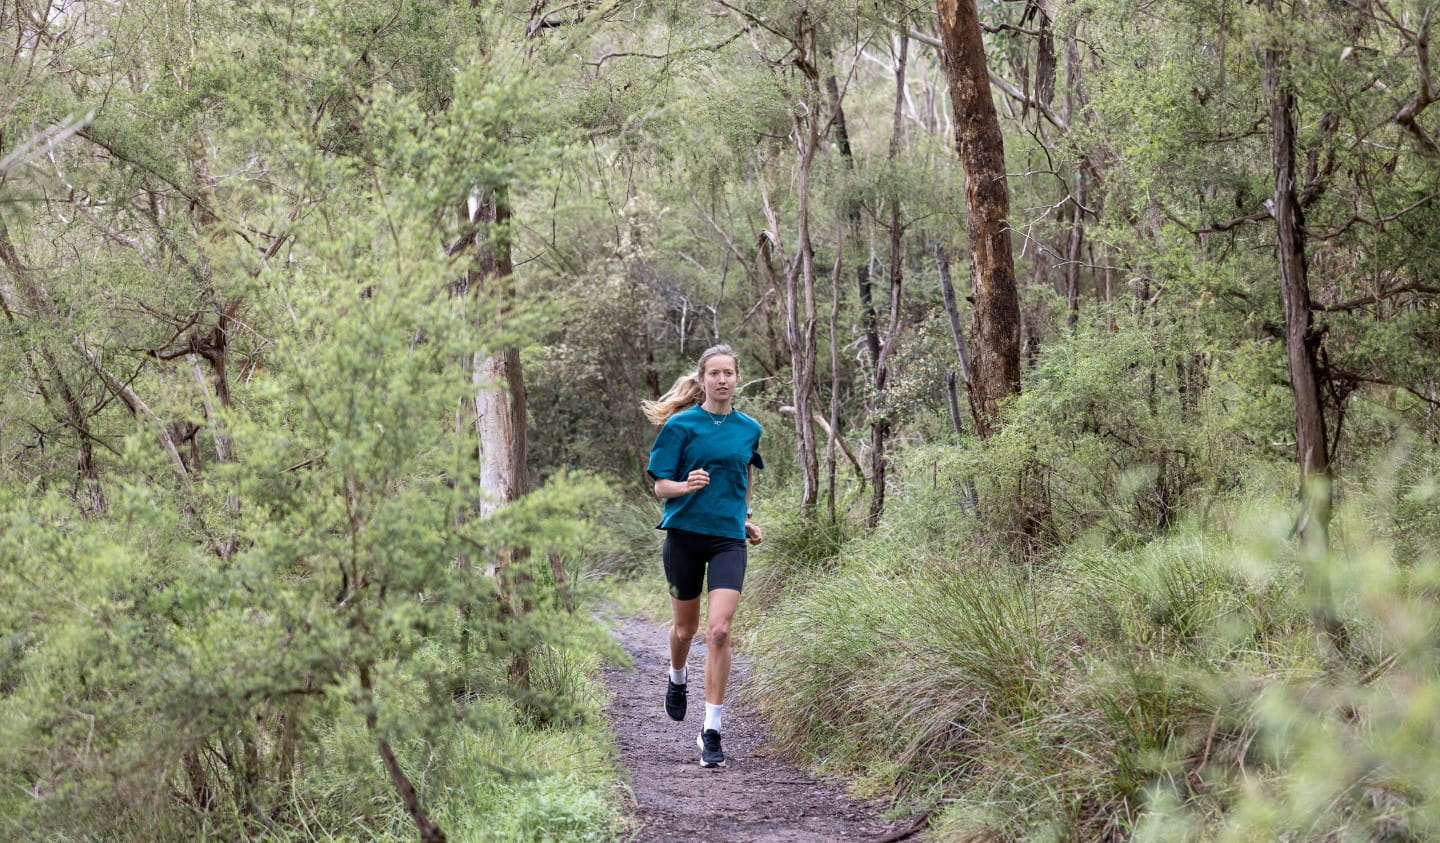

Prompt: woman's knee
xmin=706 ymin=619 xmax=732 ymax=649
xmin=672 ymin=620 xmax=699 ymax=641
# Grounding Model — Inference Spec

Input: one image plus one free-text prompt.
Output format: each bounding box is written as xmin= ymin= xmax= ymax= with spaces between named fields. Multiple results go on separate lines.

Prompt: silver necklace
xmin=704 ymin=406 xmax=730 ymax=426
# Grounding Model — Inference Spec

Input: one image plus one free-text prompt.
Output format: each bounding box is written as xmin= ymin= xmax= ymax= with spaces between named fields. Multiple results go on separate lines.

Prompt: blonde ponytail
xmin=641 ymin=344 xmax=739 ymax=425
xmin=642 ymin=374 xmax=704 ymax=424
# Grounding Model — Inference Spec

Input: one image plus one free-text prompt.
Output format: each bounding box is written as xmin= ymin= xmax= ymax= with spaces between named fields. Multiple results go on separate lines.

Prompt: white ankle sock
xmin=704 ymin=702 xmax=723 ymax=733
xmin=669 ymin=665 xmax=687 ymax=685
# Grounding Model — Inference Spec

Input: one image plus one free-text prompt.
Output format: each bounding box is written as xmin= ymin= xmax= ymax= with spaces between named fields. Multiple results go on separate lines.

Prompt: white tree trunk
xmin=474 ymin=347 xmax=527 ymax=518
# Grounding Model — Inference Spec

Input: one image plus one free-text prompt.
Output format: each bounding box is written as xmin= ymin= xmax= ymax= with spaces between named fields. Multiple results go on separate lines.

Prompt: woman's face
xmin=701 ymin=355 xmax=737 ymax=403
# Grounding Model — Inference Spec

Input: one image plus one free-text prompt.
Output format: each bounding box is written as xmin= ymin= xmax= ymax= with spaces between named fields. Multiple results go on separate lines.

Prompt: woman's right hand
xmin=655 ymin=469 xmax=710 ymax=499
xmin=682 ymin=468 xmax=710 ymax=494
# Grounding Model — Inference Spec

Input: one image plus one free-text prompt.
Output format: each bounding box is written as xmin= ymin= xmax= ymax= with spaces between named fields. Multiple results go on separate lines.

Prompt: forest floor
xmin=602 ymin=612 xmax=917 ymax=842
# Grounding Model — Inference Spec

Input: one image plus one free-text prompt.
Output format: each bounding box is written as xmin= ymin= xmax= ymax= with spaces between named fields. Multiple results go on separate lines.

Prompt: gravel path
xmin=602 ymin=613 xmax=909 ymax=842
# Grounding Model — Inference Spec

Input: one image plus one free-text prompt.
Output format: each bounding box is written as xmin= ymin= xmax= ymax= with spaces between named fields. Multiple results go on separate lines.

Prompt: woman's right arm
xmin=655 ymin=469 xmax=710 ymax=499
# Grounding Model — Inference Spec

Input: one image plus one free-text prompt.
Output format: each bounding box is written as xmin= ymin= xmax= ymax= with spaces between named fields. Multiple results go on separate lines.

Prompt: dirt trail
xmin=603 ymin=613 xmax=909 ymax=842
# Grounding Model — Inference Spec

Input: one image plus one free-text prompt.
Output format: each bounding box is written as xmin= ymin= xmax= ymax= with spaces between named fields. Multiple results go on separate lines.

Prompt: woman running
xmin=642 ymin=344 xmax=764 ymax=768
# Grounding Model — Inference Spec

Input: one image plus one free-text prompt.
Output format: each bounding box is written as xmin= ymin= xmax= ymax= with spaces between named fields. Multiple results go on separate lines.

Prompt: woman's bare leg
xmin=703 ymin=588 xmax=740 ymax=704
xmin=670 ymin=596 xmax=701 ymax=672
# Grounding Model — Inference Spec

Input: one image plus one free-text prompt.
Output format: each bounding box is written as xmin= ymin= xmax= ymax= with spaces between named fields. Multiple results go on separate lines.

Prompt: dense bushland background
xmin=4 ymin=0 xmax=1439 ymax=840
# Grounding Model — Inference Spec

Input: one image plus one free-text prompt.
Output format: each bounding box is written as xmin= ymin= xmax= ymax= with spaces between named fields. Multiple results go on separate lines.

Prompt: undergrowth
xmin=0 ymin=495 xmax=630 ymax=843
xmin=740 ymin=438 xmax=1440 ymax=841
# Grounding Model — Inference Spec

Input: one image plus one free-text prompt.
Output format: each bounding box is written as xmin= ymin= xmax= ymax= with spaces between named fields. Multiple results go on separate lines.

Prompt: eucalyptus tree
xmin=718 ymin=1 xmax=831 ymax=514
xmin=937 ymin=0 xmax=1022 ymax=438
xmin=512 ymin=2 xmax=995 ymax=526
xmin=503 ymin=1 xmax=786 ymax=486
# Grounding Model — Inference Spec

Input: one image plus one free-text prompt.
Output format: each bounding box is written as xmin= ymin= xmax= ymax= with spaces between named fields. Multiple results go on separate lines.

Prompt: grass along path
xmin=603 ymin=612 xmax=909 ymax=842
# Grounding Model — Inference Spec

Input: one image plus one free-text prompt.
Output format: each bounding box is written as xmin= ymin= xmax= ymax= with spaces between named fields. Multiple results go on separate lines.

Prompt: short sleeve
xmin=646 ymin=420 xmax=686 ymax=481
xmin=749 ymin=431 xmax=765 ymax=470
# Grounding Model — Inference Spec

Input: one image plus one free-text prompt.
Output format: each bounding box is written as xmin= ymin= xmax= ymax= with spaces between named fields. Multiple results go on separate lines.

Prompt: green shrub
xmin=743 ymin=437 xmax=1440 ymax=841
xmin=951 ymin=315 xmax=1294 ymax=560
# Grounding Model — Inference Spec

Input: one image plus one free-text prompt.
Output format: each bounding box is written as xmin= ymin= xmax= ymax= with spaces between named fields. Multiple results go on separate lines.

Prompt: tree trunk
xmin=826 ymin=247 xmax=843 ymax=522
xmin=785 ymin=103 xmax=822 ymax=514
xmin=937 ymin=0 xmax=1022 ymax=437
xmin=866 ymin=32 xmax=910 ymax=527
xmin=0 ymin=220 xmax=107 ymax=513
xmin=1065 ymin=170 xmax=1086 ymax=330
xmin=1062 ymin=21 xmax=1090 ymax=334
xmin=755 ymin=19 xmax=825 ymax=515
xmin=934 ymin=242 xmax=977 ymax=430
xmin=464 ymin=188 xmax=533 ymax=685
xmin=825 ymin=47 xmax=862 ymax=521
xmin=824 ymin=54 xmax=854 ymax=162
xmin=475 ymin=347 xmax=528 ymax=515
xmin=1264 ymin=17 xmax=1330 ymax=525
xmin=936 ymin=244 xmax=980 ymax=508
xmin=471 ymin=189 xmax=529 ymax=516
xmin=186 ymin=142 xmax=245 ymax=549
xmin=857 ymin=265 xmax=880 ymax=369
xmin=1263 ymin=0 xmax=1344 ymax=656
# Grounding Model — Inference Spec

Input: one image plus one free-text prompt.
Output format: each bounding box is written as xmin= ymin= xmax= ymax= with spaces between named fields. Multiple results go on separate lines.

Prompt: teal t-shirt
xmin=646 ymin=404 xmax=765 ymax=540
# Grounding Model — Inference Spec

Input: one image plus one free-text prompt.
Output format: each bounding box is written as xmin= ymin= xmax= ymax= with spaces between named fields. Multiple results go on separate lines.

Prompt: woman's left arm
xmin=744 ymin=465 xmax=763 ymax=545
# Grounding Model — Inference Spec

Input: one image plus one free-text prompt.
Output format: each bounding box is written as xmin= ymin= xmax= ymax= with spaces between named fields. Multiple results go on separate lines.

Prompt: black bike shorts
xmin=662 ymin=528 xmax=747 ymax=601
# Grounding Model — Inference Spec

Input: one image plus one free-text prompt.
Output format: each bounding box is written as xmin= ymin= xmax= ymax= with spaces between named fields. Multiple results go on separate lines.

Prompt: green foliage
xmin=0 ymin=2 xmax=630 ymax=839
xmin=1133 ymin=473 xmax=1440 ymax=841
xmin=9 ymin=0 xmax=1440 ymax=840
xmin=0 ymin=255 xmax=623 ymax=837
xmin=1067 ymin=0 xmax=1440 ymax=460
xmin=950 ymin=311 xmax=1285 ymax=557
xmin=744 ymin=432 xmax=1440 ymax=840
xmin=583 ymin=496 xmax=666 ymax=580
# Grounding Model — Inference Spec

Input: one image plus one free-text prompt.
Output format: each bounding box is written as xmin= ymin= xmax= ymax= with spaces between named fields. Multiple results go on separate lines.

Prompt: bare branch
xmin=1193 ymin=207 xmax=1272 ymax=235
xmin=985 ymin=68 xmax=1069 ymax=132
xmin=76 ymin=341 xmax=193 ymax=492
xmin=1313 ymin=282 xmax=1440 ymax=311
xmin=0 ymin=111 xmax=94 ymax=176
xmin=687 ymin=189 xmax=762 ymax=290
xmin=1313 ymin=190 xmax=1440 ymax=239
xmin=982 ymin=22 xmax=1043 ymax=37
xmin=586 ymin=30 xmax=745 ymax=67
xmin=780 ymin=405 xmax=868 ymax=482
xmin=714 ymin=0 xmax=803 ymax=48
xmin=905 ymin=26 xmax=943 ymax=49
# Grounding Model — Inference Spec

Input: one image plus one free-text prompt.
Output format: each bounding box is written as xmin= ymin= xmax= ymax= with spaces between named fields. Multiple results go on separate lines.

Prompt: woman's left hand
xmin=745 ymin=520 xmax=763 ymax=546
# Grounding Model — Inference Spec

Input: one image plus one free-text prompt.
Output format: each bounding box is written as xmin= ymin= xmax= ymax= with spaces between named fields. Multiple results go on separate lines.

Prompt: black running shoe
xmin=665 ymin=679 xmax=687 ymax=721
xmin=697 ymin=729 xmax=726 ymax=768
